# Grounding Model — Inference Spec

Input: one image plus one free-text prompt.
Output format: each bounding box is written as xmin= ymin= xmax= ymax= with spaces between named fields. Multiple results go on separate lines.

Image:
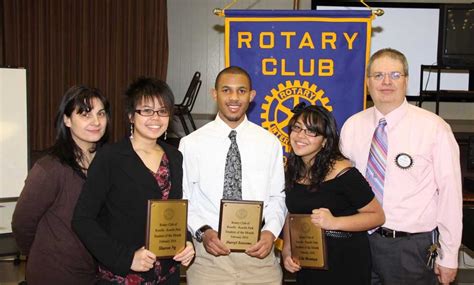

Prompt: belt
xmin=325 ymin=230 xmax=352 ymax=239
xmin=375 ymin=227 xmax=430 ymax=238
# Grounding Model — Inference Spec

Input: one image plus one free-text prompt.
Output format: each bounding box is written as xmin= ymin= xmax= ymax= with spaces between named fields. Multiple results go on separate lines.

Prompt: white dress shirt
xmin=179 ymin=115 xmax=287 ymax=239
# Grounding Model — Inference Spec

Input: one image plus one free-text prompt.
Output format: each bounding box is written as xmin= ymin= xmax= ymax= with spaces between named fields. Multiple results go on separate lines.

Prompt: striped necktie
xmin=366 ymin=118 xmax=388 ymax=205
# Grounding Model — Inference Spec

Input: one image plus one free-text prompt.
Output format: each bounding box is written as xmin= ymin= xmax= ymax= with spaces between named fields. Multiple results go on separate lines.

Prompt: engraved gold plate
xmin=146 ymin=200 xmax=188 ymax=258
xmin=218 ymin=200 xmax=263 ymax=252
xmin=289 ymin=214 xmax=327 ymax=269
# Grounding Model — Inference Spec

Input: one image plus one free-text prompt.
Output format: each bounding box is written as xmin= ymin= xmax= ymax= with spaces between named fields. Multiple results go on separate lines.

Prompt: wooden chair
xmin=174 ymin=71 xmax=202 ymax=135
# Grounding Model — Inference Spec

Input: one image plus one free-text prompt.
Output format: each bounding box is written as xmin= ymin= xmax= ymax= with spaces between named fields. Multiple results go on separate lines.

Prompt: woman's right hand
xmin=131 ymin=246 xmax=156 ymax=272
xmin=282 ymin=252 xmax=301 ymax=273
xmin=311 ymin=208 xmax=339 ymax=230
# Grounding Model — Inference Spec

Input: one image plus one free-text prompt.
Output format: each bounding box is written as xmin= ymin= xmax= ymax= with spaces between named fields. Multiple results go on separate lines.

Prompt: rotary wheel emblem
xmin=236 ymin=209 xmax=248 ymax=220
xmin=164 ymin=208 xmax=174 ymax=221
xmin=261 ymin=80 xmax=332 ymax=152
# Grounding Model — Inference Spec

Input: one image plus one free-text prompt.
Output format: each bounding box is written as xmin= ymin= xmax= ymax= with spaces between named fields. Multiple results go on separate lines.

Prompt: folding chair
xmin=174 ymin=71 xmax=202 ymax=135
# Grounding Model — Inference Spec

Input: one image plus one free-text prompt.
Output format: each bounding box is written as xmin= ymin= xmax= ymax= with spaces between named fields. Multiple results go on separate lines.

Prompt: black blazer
xmin=72 ymin=138 xmax=183 ymax=277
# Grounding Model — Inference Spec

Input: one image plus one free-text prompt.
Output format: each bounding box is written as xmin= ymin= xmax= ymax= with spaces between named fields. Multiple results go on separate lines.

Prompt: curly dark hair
xmin=285 ymin=104 xmax=345 ymax=192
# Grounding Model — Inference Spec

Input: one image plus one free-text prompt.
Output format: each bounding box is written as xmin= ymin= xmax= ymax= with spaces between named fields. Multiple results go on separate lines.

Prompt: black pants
xmin=369 ymin=231 xmax=438 ymax=285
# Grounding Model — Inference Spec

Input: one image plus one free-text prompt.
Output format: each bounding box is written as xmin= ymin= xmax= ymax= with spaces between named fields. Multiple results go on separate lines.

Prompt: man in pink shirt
xmin=341 ymin=48 xmax=462 ymax=285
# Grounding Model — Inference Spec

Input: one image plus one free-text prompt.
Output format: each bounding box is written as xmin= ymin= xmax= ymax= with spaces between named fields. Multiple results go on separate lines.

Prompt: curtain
xmin=1 ymin=0 xmax=168 ymax=150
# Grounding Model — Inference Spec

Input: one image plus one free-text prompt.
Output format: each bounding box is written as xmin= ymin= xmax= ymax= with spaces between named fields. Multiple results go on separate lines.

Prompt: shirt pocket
xmin=402 ymin=151 xmax=433 ymax=186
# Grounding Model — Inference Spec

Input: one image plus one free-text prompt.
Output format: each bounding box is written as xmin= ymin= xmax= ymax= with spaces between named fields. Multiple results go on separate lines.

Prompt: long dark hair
xmin=285 ymin=103 xmax=345 ymax=192
xmin=49 ymin=85 xmax=110 ymax=178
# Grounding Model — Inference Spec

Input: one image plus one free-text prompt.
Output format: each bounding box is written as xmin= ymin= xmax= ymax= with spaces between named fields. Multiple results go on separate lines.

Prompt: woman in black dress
xmin=282 ymin=103 xmax=385 ymax=285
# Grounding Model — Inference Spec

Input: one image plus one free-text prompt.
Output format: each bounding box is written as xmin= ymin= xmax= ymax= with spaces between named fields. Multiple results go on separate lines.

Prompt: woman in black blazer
xmin=73 ymin=77 xmax=194 ymax=284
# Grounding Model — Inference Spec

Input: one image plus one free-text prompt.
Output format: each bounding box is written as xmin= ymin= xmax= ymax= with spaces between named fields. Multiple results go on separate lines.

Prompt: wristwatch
xmin=195 ymin=225 xmax=212 ymax=242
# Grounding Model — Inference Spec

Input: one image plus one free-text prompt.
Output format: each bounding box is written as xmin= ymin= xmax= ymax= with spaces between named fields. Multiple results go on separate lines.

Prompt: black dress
xmin=285 ymin=167 xmax=374 ymax=285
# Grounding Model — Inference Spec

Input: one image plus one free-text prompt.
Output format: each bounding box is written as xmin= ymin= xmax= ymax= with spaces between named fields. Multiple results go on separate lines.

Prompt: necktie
xmin=223 ymin=130 xmax=242 ymax=200
xmin=366 ymin=118 xmax=388 ymax=205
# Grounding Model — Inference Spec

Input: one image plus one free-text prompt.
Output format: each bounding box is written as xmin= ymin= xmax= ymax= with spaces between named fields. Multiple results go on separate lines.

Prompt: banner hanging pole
xmin=213 ymin=0 xmax=383 ymax=17
xmin=360 ymin=0 xmax=384 ymax=16
xmin=213 ymin=0 xmax=238 ymax=17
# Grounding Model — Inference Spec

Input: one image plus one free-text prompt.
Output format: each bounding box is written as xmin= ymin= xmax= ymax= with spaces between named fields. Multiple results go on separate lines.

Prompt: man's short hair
xmin=215 ymin=66 xmax=253 ymax=90
xmin=367 ymin=48 xmax=409 ymax=76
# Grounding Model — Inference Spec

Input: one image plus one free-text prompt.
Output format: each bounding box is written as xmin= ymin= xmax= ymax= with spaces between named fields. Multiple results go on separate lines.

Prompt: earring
xmin=164 ymin=131 xmax=167 ymax=140
xmin=129 ymin=123 xmax=134 ymax=139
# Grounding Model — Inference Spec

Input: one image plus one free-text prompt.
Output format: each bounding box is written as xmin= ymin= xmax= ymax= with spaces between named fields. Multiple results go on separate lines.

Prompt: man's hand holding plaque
xmin=201 ymin=228 xmax=231 ymax=256
xmin=289 ymin=214 xmax=327 ymax=269
xmin=218 ymin=200 xmax=263 ymax=252
xmin=245 ymin=230 xmax=275 ymax=259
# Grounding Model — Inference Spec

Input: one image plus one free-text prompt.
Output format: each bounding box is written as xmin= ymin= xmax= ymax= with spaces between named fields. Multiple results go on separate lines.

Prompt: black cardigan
xmin=72 ymin=138 xmax=183 ymax=277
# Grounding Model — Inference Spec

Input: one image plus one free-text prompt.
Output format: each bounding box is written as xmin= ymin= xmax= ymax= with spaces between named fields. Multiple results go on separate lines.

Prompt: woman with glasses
xmin=282 ymin=103 xmax=384 ymax=285
xmin=12 ymin=85 xmax=109 ymax=284
xmin=73 ymin=77 xmax=194 ymax=284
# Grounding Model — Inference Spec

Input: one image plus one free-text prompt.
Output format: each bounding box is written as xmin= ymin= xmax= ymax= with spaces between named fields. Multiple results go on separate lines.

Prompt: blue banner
xmin=225 ymin=10 xmax=373 ymax=153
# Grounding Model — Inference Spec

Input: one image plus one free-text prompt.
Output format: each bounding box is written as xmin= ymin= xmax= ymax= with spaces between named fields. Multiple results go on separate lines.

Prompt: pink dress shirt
xmin=340 ymin=100 xmax=463 ymax=268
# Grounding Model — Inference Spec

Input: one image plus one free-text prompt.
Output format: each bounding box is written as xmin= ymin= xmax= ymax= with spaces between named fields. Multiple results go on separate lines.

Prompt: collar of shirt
xmin=373 ymin=99 xmax=409 ymax=132
xmin=214 ymin=113 xmax=250 ymax=142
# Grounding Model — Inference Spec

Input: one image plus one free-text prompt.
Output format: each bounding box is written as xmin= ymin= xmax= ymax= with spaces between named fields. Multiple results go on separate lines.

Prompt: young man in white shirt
xmin=179 ymin=66 xmax=286 ymax=284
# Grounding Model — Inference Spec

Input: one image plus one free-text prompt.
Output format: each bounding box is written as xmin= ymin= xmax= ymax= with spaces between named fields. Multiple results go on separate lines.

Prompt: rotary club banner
xmin=225 ymin=10 xmax=373 ymax=153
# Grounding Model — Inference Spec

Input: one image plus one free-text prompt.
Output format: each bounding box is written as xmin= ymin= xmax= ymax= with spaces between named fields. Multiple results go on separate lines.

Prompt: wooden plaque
xmin=146 ymin=199 xmax=188 ymax=258
xmin=218 ymin=199 xmax=263 ymax=252
xmin=289 ymin=214 xmax=327 ymax=269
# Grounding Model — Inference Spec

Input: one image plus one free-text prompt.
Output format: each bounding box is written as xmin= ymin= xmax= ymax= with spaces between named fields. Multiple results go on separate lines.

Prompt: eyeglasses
xmin=290 ymin=125 xmax=319 ymax=137
xmin=134 ymin=108 xmax=170 ymax=117
xmin=368 ymin=71 xmax=406 ymax=81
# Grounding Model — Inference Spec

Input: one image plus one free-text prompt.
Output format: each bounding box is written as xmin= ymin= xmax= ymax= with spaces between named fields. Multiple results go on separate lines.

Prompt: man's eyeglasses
xmin=290 ymin=125 xmax=319 ymax=137
xmin=134 ymin=108 xmax=170 ymax=117
xmin=368 ymin=71 xmax=406 ymax=81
